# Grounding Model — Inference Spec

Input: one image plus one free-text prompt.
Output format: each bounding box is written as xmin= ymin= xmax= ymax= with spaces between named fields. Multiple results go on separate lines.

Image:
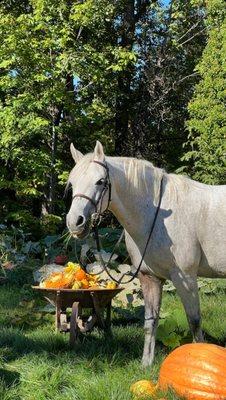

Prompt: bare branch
xmin=180 ymin=27 xmax=206 ymax=47
xmin=178 ymin=21 xmax=201 ymax=43
xmin=76 ymin=26 xmax=83 ymax=41
xmin=172 ymin=72 xmax=199 ymax=88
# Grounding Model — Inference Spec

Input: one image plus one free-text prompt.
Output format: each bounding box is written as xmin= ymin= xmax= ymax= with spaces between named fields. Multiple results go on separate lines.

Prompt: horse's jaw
xmin=71 ymin=228 xmax=90 ymax=240
xmin=69 ymin=219 xmax=92 ymax=240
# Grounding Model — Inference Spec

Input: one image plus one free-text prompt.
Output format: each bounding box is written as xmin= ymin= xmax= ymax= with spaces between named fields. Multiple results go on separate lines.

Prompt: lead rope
xmin=92 ymin=227 xmax=125 ymax=274
xmin=93 ymin=175 xmax=164 ymax=285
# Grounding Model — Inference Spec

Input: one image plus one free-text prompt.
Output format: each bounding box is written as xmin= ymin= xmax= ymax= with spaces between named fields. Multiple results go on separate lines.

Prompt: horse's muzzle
xmin=69 ymin=218 xmax=91 ymax=240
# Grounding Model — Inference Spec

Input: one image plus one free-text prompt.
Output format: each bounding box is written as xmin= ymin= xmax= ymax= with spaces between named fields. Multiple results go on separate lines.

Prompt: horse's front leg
xmin=138 ymin=272 xmax=164 ymax=367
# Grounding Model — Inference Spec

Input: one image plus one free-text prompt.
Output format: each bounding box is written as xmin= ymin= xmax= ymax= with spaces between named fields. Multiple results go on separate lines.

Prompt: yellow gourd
xmin=130 ymin=380 xmax=157 ymax=399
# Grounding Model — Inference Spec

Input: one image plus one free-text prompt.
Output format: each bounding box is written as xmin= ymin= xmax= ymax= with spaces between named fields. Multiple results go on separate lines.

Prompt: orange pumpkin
xmin=130 ymin=379 xmax=157 ymax=398
xmin=158 ymin=343 xmax=226 ymax=400
xmin=42 ymin=272 xmax=63 ymax=288
xmin=42 ymin=271 xmax=75 ymax=289
xmin=74 ymin=269 xmax=87 ymax=281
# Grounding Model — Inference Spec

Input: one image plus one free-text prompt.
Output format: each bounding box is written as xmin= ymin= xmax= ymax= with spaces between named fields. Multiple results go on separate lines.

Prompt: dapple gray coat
xmin=66 ymin=141 xmax=226 ymax=366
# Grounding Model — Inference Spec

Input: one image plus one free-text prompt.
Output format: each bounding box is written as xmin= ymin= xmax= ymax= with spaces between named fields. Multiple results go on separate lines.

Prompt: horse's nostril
xmin=76 ymin=215 xmax=85 ymax=227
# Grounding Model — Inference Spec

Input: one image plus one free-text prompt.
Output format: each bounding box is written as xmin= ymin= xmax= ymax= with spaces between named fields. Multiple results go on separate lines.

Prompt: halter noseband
xmin=72 ymin=160 xmax=111 ymax=218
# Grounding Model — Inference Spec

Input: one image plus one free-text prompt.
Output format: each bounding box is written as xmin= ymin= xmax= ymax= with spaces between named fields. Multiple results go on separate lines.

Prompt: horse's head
xmin=66 ymin=141 xmax=111 ymax=239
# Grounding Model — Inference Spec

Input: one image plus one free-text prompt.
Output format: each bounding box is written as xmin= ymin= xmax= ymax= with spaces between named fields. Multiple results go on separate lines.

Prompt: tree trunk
xmin=48 ymin=107 xmax=62 ymax=214
xmin=115 ymin=0 xmax=135 ymax=156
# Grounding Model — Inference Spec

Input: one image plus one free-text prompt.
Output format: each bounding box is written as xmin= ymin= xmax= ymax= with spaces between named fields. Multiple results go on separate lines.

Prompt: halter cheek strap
xmin=72 ymin=160 xmax=111 ymax=215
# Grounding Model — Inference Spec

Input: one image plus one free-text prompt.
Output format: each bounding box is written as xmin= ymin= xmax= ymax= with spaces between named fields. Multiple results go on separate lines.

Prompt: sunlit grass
xmin=0 ymin=284 xmax=225 ymax=399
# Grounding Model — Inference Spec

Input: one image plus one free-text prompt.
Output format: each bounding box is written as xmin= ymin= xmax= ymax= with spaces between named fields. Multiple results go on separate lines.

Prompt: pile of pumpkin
xmin=39 ymin=262 xmax=117 ymax=290
xmin=130 ymin=343 xmax=226 ymax=400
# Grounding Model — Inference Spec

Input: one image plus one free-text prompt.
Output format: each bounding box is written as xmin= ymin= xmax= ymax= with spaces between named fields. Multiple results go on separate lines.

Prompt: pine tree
xmin=182 ymin=0 xmax=226 ymax=184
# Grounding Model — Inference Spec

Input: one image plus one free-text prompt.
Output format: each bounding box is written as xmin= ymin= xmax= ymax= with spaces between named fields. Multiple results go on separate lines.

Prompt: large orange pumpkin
xmin=158 ymin=343 xmax=226 ymax=400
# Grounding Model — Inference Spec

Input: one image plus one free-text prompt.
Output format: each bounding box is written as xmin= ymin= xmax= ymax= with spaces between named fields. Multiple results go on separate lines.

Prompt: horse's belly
xmin=198 ymin=245 xmax=226 ymax=278
xmin=198 ymin=263 xmax=226 ymax=278
xmin=141 ymin=262 xmax=171 ymax=280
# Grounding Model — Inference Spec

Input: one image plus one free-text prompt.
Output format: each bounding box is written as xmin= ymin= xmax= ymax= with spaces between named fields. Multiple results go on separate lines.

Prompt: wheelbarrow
xmin=32 ymin=286 xmax=123 ymax=346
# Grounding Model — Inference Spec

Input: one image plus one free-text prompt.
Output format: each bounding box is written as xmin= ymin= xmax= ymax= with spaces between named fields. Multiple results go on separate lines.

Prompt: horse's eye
xmin=95 ymin=178 xmax=105 ymax=186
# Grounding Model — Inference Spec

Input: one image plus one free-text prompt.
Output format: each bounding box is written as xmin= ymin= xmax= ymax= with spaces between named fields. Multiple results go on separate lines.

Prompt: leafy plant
xmin=0 ymin=225 xmax=71 ymax=284
xmin=10 ymin=299 xmax=54 ymax=329
xmin=157 ymin=317 xmax=190 ymax=350
xmin=0 ymin=225 xmax=41 ymax=274
xmin=40 ymin=214 xmax=63 ymax=235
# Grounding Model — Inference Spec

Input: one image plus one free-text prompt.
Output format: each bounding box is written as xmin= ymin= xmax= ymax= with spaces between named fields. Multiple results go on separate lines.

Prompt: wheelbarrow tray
xmin=32 ymin=286 xmax=123 ymax=309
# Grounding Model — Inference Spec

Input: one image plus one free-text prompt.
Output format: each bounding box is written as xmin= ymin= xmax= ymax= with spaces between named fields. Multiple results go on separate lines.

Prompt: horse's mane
xmin=125 ymin=158 xmax=163 ymax=196
xmin=66 ymin=153 xmax=199 ymax=204
xmin=66 ymin=154 xmax=167 ymax=200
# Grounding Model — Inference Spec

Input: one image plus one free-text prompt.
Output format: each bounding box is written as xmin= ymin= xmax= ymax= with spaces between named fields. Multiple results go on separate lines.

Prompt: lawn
xmin=0 ymin=283 xmax=225 ymax=400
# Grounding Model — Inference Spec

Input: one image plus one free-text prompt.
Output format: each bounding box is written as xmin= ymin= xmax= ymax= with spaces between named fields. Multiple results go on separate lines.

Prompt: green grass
xmin=0 ymin=284 xmax=225 ymax=400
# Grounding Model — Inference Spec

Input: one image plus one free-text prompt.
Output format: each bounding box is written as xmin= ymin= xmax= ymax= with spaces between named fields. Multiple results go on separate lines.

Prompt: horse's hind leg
xmin=170 ymin=268 xmax=204 ymax=342
xmin=139 ymin=272 xmax=164 ymax=367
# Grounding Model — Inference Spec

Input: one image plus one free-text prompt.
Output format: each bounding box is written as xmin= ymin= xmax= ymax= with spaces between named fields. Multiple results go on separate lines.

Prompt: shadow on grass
xmin=0 ymin=368 xmax=20 ymax=388
xmin=0 ymin=324 xmax=145 ymax=366
xmin=203 ymin=331 xmax=226 ymax=346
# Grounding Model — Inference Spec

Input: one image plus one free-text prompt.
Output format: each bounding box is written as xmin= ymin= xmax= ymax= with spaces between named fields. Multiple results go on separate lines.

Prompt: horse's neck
xmin=107 ymin=156 xmax=163 ymax=239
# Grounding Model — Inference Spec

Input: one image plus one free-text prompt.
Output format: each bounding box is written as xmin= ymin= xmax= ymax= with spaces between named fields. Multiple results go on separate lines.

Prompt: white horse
xmin=66 ymin=141 xmax=226 ymax=366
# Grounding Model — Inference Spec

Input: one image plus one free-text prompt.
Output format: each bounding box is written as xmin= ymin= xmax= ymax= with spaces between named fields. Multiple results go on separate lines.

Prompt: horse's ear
xmin=70 ymin=143 xmax=83 ymax=163
xmin=94 ymin=141 xmax=105 ymax=162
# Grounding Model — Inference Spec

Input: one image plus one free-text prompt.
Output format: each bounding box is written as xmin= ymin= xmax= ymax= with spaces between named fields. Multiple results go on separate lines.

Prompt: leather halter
xmin=72 ymin=159 xmax=165 ymax=285
xmin=72 ymin=160 xmax=111 ymax=215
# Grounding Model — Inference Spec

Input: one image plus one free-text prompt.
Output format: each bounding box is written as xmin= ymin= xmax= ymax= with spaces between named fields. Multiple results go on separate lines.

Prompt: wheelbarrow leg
xmin=91 ymin=292 xmax=105 ymax=329
xmin=105 ymin=301 xmax=113 ymax=338
xmin=105 ymin=301 xmax=112 ymax=329
xmin=55 ymin=291 xmax=61 ymax=332
xmin=69 ymin=302 xmax=81 ymax=347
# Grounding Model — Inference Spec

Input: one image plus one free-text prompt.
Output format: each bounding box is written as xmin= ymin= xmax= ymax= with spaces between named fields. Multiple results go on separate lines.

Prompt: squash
xmin=39 ymin=262 xmax=118 ymax=289
xmin=80 ymin=279 xmax=89 ymax=289
xmin=130 ymin=379 xmax=157 ymax=399
xmin=72 ymin=281 xmax=82 ymax=290
xmin=74 ymin=268 xmax=87 ymax=281
xmin=106 ymin=281 xmax=117 ymax=289
xmin=158 ymin=343 xmax=226 ymax=400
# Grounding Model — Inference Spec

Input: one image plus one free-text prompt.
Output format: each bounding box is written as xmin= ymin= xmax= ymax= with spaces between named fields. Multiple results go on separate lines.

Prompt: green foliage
xmin=0 ymin=0 xmax=133 ymax=216
xmin=157 ymin=317 xmax=188 ymax=349
xmin=182 ymin=0 xmax=226 ymax=184
xmin=0 ymin=0 xmax=209 ymax=225
xmin=0 ymin=225 xmax=71 ymax=285
xmin=40 ymin=214 xmax=63 ymax=235
xmin=5 ymin=210 xmax=42 ymax=237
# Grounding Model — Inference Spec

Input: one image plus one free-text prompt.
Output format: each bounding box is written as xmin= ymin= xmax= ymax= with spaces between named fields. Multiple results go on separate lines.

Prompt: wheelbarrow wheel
xmin=69 ymin=301 xmax=81 ymax=347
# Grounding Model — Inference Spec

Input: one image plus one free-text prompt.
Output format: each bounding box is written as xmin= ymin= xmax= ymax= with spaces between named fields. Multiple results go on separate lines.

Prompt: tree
xmin=0 ymin=0 xmax=208 ymax=227
xmin=127 ymin=0 xmax=206 ymax=169
xmin=182 ymin=0 xmax=226 ymax=184
xmin=0 ymin=0 xmax=135 ymax=219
